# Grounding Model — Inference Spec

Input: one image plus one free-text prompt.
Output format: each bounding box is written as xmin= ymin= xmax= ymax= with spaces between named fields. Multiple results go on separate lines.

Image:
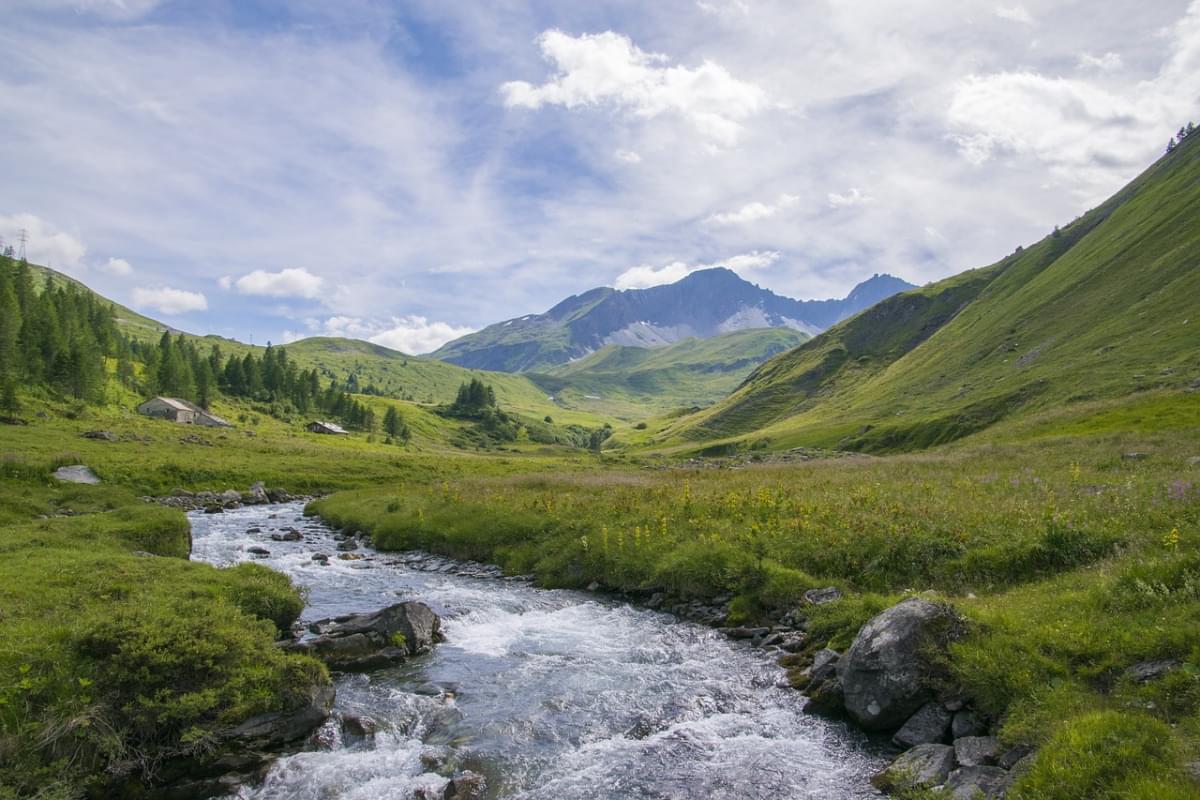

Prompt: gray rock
xmin=1188 ymin=456 xmax=1200 ymax=466
xmin=1124 ymin=659 xmax=1181 ymax=683
xmin=952 ymin=708 xmax=987 ymax=739
xmin=838 ymin=597 xmax=964 ymax=730
xmin=954 ymin=735 xmax=1001 ymax=767
xmin=997 ymin=744 xmax=1033 ymax=771
xmin=872 ymin=743 xmax=957 ymax=793
xmin=803 ymin=675 xmax=845 ymax=716
xmin=288 ymin=602 xmax=443 ymax=671
xmin=722 ymin=626 xmax=770 ymax=640
xmin=944 ymin=765 xmax=1011 ymax=799
xmin=804 ymin=586 xmax=843 ymax=605
xmin=808 ymin=648 xmax=841 ymax=684
xmin=247 ymin=481 xmax=269 ymax=504
xmin=81 ymin=430 xmax=119 ymax=442
xmin=1122 ymin=452 xmax=1148 ymax=461
xmin=893 ymin=702 xmax=953 ymax=748
xmin=53 ymin=464 xmax=101 ymax=485
xmin=228 ymin=684 xmax=334 ymax=749
xmin=778 ymin=632 xmax=808 ymax=653
xmin=443 ymin=771 xmax=486 ymax=800
xmin=340 ymin=714 xmax=379 ymax=737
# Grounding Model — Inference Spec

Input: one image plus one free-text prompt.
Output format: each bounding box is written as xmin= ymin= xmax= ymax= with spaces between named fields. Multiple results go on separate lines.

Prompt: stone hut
xmin=306 ymin=420 xmax=349 ymax=435
xmin=137 ymin=397 xmax=232 ymax=428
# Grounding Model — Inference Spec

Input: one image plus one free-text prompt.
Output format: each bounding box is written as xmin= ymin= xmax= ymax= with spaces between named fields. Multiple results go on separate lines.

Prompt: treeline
xmin=0 ymin=254 xmax=389 ymax=433
xmin=0 ymin=255 xmax=120 ymax=413
xmin=133 ymin=333 xmax=380 ymax=431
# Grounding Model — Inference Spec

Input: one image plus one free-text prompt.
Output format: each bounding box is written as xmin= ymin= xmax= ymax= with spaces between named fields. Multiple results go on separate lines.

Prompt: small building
xmin=137 ymin=397 xmax=232 ymax=428
xmin=306 ymin=421 xmax=349 ymax=435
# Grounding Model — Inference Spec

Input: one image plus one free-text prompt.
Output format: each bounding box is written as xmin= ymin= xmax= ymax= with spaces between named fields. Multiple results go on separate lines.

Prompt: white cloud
xmin=827 ymin=187 xmax=873 ymax=208
xmin=217 ymin=275 xmax=232 ymax=290
xmin=1078 ymin=52 xmax=1124 ymax=72
xmin=233 ymin=267 xmax=324 ymax=299
xmin=131 ymin=286 xmax=207 ymax=315
xmin=302 ymin=314 xmax=474 ymax=355
xmin=99 ymin=257 xmax=132 ymax=276
xmin=0 ymin=213 xmax=87 ymax=272
xmin=501 ymin=29 xmax=767 ymax=146
xmin=614 ymin=149 xmax=642 ymax=163
xmin=708 ymin=194 xmax=799 ymax=225
xmin=697 ymin=0 xmax=750 ymax=17
xmin=994 ymin=5 xmax=1034 ymax=24
xmin=615 ymin=250 xmax=779 ymax=289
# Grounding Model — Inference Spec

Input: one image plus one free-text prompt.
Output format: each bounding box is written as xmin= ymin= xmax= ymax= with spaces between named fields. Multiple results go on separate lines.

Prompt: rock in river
xmin=285 ymin=601 xmax=444 ymax=672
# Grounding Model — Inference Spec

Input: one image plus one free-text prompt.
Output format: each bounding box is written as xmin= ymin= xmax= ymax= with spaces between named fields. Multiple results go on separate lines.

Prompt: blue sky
xmin=2 ymin=0 xmax=1198 ymax=352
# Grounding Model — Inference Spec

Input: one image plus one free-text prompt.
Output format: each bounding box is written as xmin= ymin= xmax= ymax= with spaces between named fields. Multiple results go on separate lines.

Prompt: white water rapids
xmin=189 ymin=502 xmax=886 ymax=800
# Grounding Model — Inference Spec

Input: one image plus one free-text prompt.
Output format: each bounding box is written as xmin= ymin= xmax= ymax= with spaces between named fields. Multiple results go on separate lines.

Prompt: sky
xmin=2 ymin=0 xmax=1198 ymax=353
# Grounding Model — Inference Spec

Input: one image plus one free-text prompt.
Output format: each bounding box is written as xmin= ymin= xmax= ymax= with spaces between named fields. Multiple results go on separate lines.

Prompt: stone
xmin=1188 ymin=456 xmax=1200 ymax=467
xmin=52 ymin=465 xmax=101 ymax=485
xmin=954 ymin=735 xmax=1001 ymax=767
xmin=893 ymin=702 xmax=953 ymax=748
xmin=81 ymin=430 xmax=119 ymax=441
xmin=802 ymin=675 xmax=844 ymax=716
xmin=871 ymin=743 xmax=957 ymax=793
xmin=247 ymin=546 xmax=270 ymax=557
xmin=340 ymin=714 xmax=379 ymax=737
xmin=336 ymin=539 xmax=358 ymax=551
xmin=443 ymin=771 xmax=486 ymax=800
xmin=778 ymin=632 xmax=808 ymax=653
xmin=1122 ymin=452 xmax=1148 ymax=461
xmin=838 ymin=597 xmax=964 ymax=730
xmin=287 ymin=602 xmax=443 ymax=671
xmin=808 ymin=648 xmax=841 ymax=684
xmin=997 ymin=744 xmax=1033 ymax=771
xmin=311 ymin=553 xmax=330 ymax=563
xmin=952 ymin=708 xmax=987 ymax=739
xmin=722 ymin=626 xmax=770 ymax=640
xmin=228 ymin=683 xmax=334 ymax=750
xmin=1124 ymin=659 xmax=1181 ymax=683
xmin=943 ymin=766 xmax=1011 ymax=799
xmin=271 ymin=529 xmax=303 ymax=542
xmin=586 ymin=581 xmax=601 ymax=592
xmin=804 ymin=586 xmax=843 ymax=605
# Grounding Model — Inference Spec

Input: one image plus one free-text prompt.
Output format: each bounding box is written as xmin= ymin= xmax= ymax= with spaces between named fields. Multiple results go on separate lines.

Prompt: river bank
xmin=189 ymin=501 xmax=889 ymax=799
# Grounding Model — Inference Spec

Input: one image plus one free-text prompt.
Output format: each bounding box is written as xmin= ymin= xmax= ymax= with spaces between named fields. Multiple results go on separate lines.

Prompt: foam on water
xmin=192 ymin=503 xmax=885 ymax=799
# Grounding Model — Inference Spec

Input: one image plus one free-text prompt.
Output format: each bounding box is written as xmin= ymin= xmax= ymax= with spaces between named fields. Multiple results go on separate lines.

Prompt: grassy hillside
xmin=664 ymin=128 xmax=1200 ymax=453
xmin=527 ymin=328 xmax=808 ymax=418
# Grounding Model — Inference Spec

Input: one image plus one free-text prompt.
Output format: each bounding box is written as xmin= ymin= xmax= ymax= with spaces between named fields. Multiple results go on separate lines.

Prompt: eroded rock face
xmin=285 ymin=601 xmax=444 ymax=672
xmin=838 ymin=597 xmax=963 ymax=730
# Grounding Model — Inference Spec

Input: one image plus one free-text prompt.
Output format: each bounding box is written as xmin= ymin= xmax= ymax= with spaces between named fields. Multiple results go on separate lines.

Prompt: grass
xmin=0 ymin=474 xmax=325 ymax=799
xmin=662 ymin=131 xmax=1200 ymax=455
xmin=310 ymin=428 xmax=1200 ymax=795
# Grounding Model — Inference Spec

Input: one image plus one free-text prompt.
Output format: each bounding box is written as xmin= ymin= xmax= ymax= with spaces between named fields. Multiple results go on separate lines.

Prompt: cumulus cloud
xmin=131 ymin=286 xmax=207 ymax=315
xmin=827 ymin=188 xmax=873 ymax=208
xmin=217 ymin=275 xmax=233 ymax=290
xmin=614 ymin=149 xmax=642 ymax=163
xmin=696 ymin=0 xmax=750 ymax=17
xmin=233 ymin=267 xmax=324 ymax=299
xmin=615 ymin=250 xmax=779 ymax=289
xmin=501 ymin=30 xmax=767 ymax=146
xmin=994 ymin=5 xmax=1033 ymax=24
xmin=0 ymin=213 xmax=87 ymax=272
xmin=708 ymin=194 xmax=799 ymax=225
xmin=300 ymin=314 xmax=474 ymax=355
xmin=1078 ymin=52 xmax=1124 ymax=72
xmin=99 ymin=257 xmax=132 ymax=276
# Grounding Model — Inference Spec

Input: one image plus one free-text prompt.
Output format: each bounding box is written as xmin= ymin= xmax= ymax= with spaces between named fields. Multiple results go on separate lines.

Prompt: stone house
xmin=137 ymin=396 xmax=232 ymax=428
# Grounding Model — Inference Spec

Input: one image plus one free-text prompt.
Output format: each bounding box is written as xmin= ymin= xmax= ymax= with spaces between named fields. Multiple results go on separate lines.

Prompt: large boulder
xmin=954 ymin=735 xmax=1001 ymax=767
xmin=871 ymin=743 xmax=957 ymax=793
xmin=838 ymin=597 xmax=963 ymax=730
xmin=286 ymin=602 xmax=443 ymax=671
xmin=53 ymin=464 xmax=101 ymax=485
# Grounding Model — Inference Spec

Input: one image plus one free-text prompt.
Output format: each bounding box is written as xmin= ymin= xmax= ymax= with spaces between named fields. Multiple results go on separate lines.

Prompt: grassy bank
xmin=0 ymin=470 xmax=325 ymax=799
xmin=311 ymin=428 xmax=1200 ymax=797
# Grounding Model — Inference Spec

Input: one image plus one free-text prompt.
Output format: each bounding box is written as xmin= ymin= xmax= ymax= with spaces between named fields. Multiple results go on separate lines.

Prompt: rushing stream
xmin=189 ymin=502 xmax=886 ymax=800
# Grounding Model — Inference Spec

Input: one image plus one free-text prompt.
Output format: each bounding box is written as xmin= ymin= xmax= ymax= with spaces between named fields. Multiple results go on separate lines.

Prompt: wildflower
xmin=1163 ymin=527 xmax=1180 ymax=551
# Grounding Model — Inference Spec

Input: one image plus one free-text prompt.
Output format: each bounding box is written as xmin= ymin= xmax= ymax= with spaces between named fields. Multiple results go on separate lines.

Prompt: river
xmin=189 ymin=502 xmax=886 ymax=800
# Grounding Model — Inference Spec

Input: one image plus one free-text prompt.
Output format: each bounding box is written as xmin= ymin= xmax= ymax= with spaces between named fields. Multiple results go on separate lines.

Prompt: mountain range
xmin=431 ymin=269 xmax=914 ymax=372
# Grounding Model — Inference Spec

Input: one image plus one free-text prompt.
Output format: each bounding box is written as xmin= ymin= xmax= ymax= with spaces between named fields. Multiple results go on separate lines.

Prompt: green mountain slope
xmin=667 ymin=132 xmax=1200 ymax=452
xmin=527 ymin=328 xmax=808 ymax=418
